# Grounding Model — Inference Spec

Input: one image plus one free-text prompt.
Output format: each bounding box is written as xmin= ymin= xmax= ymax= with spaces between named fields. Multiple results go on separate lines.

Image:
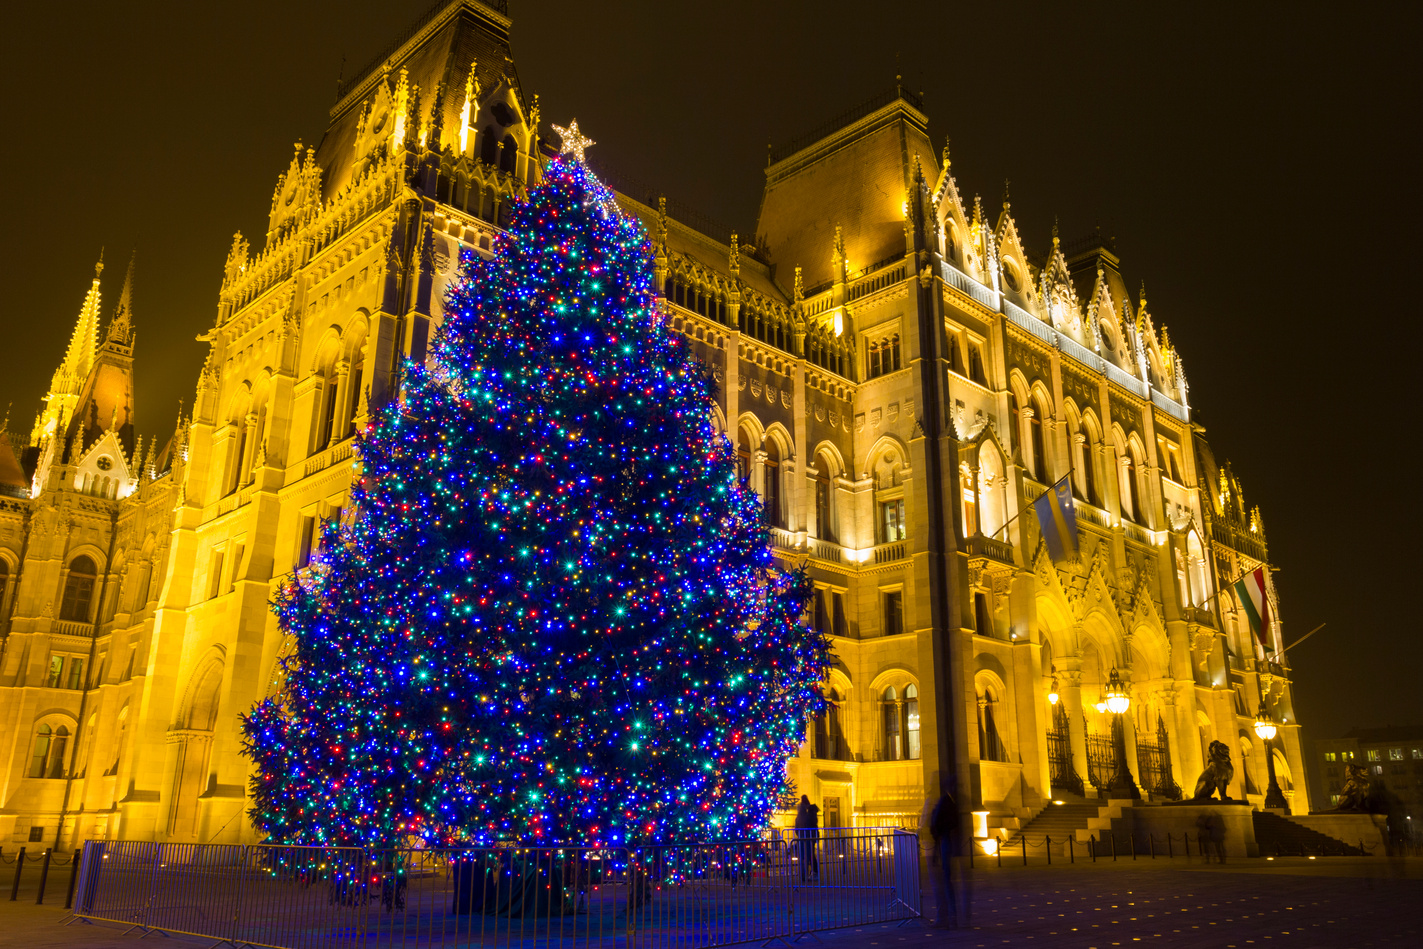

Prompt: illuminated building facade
xmin=0 ymin=0 xmax=1307 ymax=846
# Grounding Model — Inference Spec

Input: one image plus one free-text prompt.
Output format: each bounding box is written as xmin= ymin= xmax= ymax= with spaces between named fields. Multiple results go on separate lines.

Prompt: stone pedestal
xmin=1293 ymin=813 xmax=1388 ymax=853
xmin=1127 ymin=803 xmax=1258 ymax=858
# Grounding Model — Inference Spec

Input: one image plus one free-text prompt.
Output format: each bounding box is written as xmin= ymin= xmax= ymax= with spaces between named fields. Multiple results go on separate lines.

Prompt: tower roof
xmin=315 ymin=0 xmax=517 ymax=200
xmin=756 ymin=86 xmax=937 ymax=290
xmin=32 ymin=254 xmax=104 ymax=449
xmin=63 ymin=256 xmax=138 ymax=459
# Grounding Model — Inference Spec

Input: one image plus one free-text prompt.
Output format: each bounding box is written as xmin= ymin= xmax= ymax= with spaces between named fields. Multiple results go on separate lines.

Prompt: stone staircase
xmin=999 ymin=798 xmax=1124 ymax=856
xmin=1252 ymin=811 xmax=1366 ymax=856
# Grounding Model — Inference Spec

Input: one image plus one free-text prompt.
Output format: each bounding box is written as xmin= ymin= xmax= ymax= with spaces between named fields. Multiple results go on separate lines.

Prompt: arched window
xmin=480 ymin=126 xmax=499 ymax=166
xmin=882 ymin=686 xmax=902 ymax=760
xmin=1029 ymin=398 xmax=1049 ymax=482
xmin=1186 ymin=532 xmax=1211 ymax=609
xmin=1118 ymin=437 xmax=1139 ymax=522
xmin=762 ymin=440 xmax=783 ymax=528
xmin=1272 ymin=749 xmax=1293 ymax=792
xmin=1011 ymin=392 xmax=1023 ymax=451
xmin=813 ymin=688 xmax=847 ymax=760
xmin=960 ymin=463 xmax=978 ymax=538
xmin=977 ymin=684 xmax=1007 ymax=762
xmin=1081 ymin=436 xmax=1097 ymax=505
xmin=974 ymin=591 xmax=994 ymax=636
xmin=499 ymin=134 xmax=517 ymax=174
xmin=107 ymin=704 xmax=130 ymax=776
xmin=0 ymin=558 xmax=10 ymax=614
xmin=320 ymin=365 xmax=340 ymax=449
xmin=736 ymin=426 xmax=752 ymax=486
xmin=905 ymin=684 xmax=921 ymax=760
xmin=946 ymin=334 xmax=965 ymax=374
xmin=1174 ymin=547 xmax=1190 ymax=609
xmin=76 ymin=713 xmax=98 ymax=779
xmin=977 ymin=444 xmax=1007 ymax=538
xmin=880 ymin=684 xmax=921 ymax=761
xmin=60 ymin=555 xmax=97 ymax=622
xmin=30 ymin=724 xmax=69 ymax=779
xmin=866 ymin=333 xmax=901 ymax=379
xmin=814 ymin=452 xmax=836 ymax=542
xmin=30 ymin=724 xmax=51 ymax=778
xmin=345 ymin=345 xmax=366 ymax=438
xmin=968 ymin=342 xmax=987 ymax=385
xmin=1238 ymin=735 xmax=1260 ymax=795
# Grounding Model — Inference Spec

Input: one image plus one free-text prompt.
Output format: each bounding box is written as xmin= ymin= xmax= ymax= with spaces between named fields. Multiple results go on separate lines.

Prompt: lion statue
xmin=1191 ymin=740 xmax=1235 ymax=802
xmin=1333 ymin=762 xmax=1370 ymax=812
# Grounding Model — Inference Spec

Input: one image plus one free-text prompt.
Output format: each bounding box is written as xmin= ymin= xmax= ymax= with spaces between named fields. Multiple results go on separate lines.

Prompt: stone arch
xmin=28 ymin=713 xmax=75 ymax=779
xmin=862 ymin=433 xmax=910 ymax=482
xmin=169 ymin=649 xmax=225 ymax=838
xmin=870 ymin=666 xmax=921 ymax=762
xmin=762 ymin=421 xmax=795 ymax=461
xmin=58 ymin=550 xmax=103 ymax=622
xmin=707 ymin=403 xmax=728 ymax=436
xmin=761 ymin=423 xmax=793 ymax=529
xmin=309 ymin=327 xmax=346 ymax=450
xmin=810 ymin=440 xmax=846 ymax=478
xmin=973 ymin=668 xmax=1011 ymax=762
xmin=1128 ymin=623 xmax=1171 ymax=683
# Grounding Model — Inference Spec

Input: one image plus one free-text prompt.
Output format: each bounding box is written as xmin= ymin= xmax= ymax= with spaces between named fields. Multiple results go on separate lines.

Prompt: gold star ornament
xmin=552 ymin=119 xmax=595 ymax=163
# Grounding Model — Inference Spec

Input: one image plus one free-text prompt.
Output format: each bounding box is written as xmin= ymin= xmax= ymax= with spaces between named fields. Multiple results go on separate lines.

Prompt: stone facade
xmin=0 ymin=0 xmax=1307 ymax=848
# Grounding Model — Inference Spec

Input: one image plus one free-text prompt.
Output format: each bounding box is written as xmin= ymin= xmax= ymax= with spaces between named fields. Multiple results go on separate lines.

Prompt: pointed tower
xmin=31 ymin=254 xmax=104 ymax=449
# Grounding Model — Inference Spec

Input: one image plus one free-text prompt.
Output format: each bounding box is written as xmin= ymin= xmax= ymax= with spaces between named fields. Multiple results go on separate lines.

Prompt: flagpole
xmin=1276 ymin=622 xmax=1326 ymax=656
xmin=1190 ymin=560 xmax=1271 ymax=613
xmin=990 ymin=474 xmax=1071 ymax=541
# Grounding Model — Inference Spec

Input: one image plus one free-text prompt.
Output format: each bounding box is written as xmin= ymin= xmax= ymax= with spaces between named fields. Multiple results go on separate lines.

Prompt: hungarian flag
xmin=1033 ymin=478 xmax=1078 ymax=564
xmin=1233 ymin=566 xmax=1272 ymax=651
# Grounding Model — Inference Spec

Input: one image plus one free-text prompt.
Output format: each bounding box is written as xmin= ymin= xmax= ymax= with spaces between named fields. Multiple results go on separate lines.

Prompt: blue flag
xmin=1033 ymin=479 xmax=1078 ymax=563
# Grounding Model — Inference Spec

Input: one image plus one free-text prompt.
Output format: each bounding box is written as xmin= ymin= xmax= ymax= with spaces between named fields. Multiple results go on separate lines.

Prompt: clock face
xmin=96 ymin=456 xmax=113 ymax=471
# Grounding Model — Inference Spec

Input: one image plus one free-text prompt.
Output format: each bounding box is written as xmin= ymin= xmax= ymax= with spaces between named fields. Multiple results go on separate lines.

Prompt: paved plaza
xmin=2 ymin=857 xmax=1420 ymax=948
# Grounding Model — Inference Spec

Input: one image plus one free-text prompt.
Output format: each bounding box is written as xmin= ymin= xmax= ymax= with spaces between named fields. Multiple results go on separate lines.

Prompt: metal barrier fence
xmin=72 ymin=828 xmax=920 ymax=948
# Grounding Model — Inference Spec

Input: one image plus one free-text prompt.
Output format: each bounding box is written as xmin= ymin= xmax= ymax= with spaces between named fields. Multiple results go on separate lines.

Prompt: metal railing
xmin=974 ymin=830 xmax=1376 ymax=867
xmin=73 ymin=829 xmax=920 ymax=949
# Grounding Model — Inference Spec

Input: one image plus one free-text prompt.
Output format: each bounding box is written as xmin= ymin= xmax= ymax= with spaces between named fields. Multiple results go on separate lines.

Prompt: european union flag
xmin=1033 ymin=479 xmax=1078 ymax=563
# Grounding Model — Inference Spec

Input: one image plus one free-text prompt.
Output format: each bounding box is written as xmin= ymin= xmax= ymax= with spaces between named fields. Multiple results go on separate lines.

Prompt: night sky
xmin=2 ymin=1 xmax=1419 ymax=738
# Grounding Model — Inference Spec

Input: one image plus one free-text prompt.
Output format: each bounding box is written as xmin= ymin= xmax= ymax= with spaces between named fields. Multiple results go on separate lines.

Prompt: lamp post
xmin=1104 ymin=667 xmax=1140 ymax=799
xmin=1253 ymin=700 xmax=1290 ymax=813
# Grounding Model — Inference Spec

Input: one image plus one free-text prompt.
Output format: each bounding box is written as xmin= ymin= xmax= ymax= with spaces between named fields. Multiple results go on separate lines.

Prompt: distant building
xmin=0 ymin=0 xmax=1311 ymax=847
xmin=1313 ymin=728 xmax=1423 ymax=819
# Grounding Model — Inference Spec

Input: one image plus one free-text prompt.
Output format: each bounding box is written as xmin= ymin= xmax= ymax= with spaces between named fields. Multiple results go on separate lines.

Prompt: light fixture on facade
xmin=1105 ymin=667 xmax=1130 ymax=715
xmin=1253 ymin=701 xmax=1277 ymax=741
xmin=1047 ymin=675 xmax=1060 ymax=706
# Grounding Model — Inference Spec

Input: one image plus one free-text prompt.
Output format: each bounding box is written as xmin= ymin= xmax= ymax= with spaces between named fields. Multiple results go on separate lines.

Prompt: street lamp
xmin=1104 ymin=667 xmax=1140 ymax=799
xmin=1253 ymin=699 xmax=1290 ymax=812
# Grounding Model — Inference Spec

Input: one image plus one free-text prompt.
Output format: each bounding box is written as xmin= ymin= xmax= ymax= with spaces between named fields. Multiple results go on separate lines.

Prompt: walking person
xmin=794 ymin=795 xmax=820 ymax=883
xmin=928 ymin=788 xmax=958 ymax=929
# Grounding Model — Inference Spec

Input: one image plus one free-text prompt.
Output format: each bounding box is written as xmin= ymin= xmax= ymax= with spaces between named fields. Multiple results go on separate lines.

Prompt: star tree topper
xmin=552 ymin=119 xmax=595 ymax=163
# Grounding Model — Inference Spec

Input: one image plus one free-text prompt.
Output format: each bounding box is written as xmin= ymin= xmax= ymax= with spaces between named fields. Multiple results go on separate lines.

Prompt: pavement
xmin=1 ymin=855 xmax=1420 ymax=948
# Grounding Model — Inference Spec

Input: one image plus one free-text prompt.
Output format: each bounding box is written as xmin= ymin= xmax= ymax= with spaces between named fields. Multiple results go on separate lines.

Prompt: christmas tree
xmin=242 ymin=122 xmax=827 ymax=850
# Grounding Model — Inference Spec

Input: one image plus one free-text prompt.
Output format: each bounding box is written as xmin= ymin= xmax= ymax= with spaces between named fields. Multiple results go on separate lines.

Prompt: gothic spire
xmin=106 ymin=252 xmax=136 ymax=348
xmin=32 ymin=253 xmax=104 ymax=448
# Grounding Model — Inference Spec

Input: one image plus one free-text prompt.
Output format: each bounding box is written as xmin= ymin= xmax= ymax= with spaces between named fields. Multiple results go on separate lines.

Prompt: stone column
xmin=330 ymin=359 xmax=352 ymax=445
xmin=237 ymin=413 xmax=259 ymax=486
xmin=1059 ymin=657 xmax=1089 ymax=790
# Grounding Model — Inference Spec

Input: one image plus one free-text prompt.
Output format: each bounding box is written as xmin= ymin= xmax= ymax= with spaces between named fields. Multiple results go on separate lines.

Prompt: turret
xmin=32 ymin=253 xmax=104 ymax=449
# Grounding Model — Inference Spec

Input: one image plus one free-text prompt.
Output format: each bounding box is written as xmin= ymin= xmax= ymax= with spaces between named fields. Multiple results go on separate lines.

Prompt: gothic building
xmin=0 ymin=0 xmax=1306 ymax=848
